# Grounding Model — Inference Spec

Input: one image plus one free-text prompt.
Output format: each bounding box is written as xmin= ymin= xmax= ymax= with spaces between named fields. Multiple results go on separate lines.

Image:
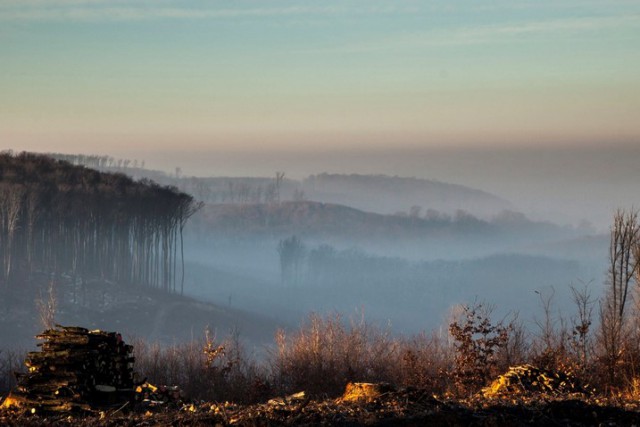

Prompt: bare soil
xmin=3 ymin=389 xmax=640 ymax=426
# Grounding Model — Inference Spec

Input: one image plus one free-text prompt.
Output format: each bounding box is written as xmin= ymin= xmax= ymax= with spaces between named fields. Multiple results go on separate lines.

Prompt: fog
xmin=1 ymin=147 xmax=634 ymax=350
xmin=156 ymin=153 xmax=624 ymax=337
xmin=48 ymin=147 xmax=640 ymax=339
xmin=182 ymin=234 xmax=600 ymax=336
xmin=119 ymin=140 xmax=640 ymax=231
xmin=102 ymin=140 xmax=639 ymax=341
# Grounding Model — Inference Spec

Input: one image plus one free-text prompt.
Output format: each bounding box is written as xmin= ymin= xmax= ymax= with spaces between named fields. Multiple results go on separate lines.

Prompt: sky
xmin=1 ymin=0 xmax=640 ymax=226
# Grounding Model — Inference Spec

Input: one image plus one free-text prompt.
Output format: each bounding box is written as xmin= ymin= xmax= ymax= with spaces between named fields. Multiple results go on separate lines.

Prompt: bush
xmin=395 ymin=332 xmax=452 ymax=393
xmin=131 ymin=329 xmax=268 ymax=404
xmin=270 ymin=313 xmax=398 ymax=397
xmin=449 ymin=302 xmax=512 ymax=395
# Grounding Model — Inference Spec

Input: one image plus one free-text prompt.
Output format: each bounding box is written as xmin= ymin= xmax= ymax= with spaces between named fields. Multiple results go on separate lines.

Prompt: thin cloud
xmin=0 ymin=0 xmax=161 ymax=5
xmin=0 ymin=3 xmax=378 ymax=22
xmin=327 ymin=14 xmax=640 ymax=53
xmin=463 ymin=15 xmax=640 ymax=37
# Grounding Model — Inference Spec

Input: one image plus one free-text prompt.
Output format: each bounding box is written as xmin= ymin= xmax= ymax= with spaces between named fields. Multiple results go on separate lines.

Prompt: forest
xmin=0 ymin=151 xmax=201 ymax=298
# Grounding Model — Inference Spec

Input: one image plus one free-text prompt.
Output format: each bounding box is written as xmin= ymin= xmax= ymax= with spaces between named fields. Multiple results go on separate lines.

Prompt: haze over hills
xmin=47 ymin=153 xmax=512 ymax=218
xmin=191 ymin=200 xmax=585 ymax=261
xmin=0 ymin=152 xmax=286 ymax=348
xmin=0 ymin=151 xmax=608 ymax=346
xmin=302 ymin=173 xmax=511 ymax=217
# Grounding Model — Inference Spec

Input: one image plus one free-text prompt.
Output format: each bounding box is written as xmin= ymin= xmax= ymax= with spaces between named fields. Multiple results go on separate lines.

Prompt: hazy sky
xmin=2 ymin=0 xmax=640 ymax=227
xmin=2 ymin=0 xmax=639 ymax=149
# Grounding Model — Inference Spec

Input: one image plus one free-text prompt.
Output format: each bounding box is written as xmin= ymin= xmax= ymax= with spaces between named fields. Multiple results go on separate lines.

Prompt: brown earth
xmin=3 ymin=387 xmax=640 ymax=426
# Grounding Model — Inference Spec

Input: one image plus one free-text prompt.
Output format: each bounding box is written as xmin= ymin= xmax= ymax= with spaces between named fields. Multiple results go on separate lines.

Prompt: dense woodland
xmin=0 ymin=151 xmax=201 ymax=297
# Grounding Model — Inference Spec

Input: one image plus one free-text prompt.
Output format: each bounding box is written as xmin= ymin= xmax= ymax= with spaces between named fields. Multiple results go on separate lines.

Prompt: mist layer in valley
xmin=1 ymin=151 xmax=614 ymax=352
xmin=43 ymin=154 xmax=614 ymax=344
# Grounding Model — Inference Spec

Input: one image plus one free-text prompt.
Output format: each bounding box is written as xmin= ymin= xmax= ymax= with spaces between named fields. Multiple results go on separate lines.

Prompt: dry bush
xmin=530 ymin=288 xmax=573 ymax=373
xmin=131 ymin=330 xmax=268 ymax=403
xmin=449 ymin=301 xmax=512 ymax=395
xmin=394 ymin=331 xmax=452 ymax=393
xmin=270 ymin=313 xmax=398 ymax=397
xmin=499 ymin=318 xmax=529 ymax=369
xmin=0 ymin=349 xmax=24 ymax=393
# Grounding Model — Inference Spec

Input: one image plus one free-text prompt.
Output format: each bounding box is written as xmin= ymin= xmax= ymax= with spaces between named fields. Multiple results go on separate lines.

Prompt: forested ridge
xmin=0 ymin=151 xmax=201 ymax=295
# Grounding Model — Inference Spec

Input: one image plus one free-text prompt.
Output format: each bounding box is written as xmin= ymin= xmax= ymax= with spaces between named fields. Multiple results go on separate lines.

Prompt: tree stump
xmin=339 ymin=382 xmax=395 ymax=403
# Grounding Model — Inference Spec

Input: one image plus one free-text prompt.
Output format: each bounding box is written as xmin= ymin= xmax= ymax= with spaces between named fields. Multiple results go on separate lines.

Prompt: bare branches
xmin=449 ymin=301 xmax=513 ymax=394
xmin=600 ymin=209 xmax=640 ymax=385
xmin=36 ymin=280 xmax=57 ymax=330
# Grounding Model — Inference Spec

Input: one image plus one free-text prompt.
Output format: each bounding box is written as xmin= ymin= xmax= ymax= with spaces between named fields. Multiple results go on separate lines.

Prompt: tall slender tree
xmin=0 ymin=151 xmax=201 ymax=296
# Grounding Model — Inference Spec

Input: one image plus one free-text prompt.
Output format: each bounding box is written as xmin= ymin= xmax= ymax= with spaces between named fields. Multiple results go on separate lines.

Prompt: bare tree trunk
xmin=600 ymin=209 xmax=640 ymax=387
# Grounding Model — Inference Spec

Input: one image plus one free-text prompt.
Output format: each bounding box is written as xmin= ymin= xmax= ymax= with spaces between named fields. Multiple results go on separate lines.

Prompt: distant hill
xmin=191 ymin=200 xmax=575 ymax=244
xmin=45 ymin=155 xmax=510 ymax=218
xmin=302 ymin=173 xmax=511 ymax=217
xmin=165 ymin=173 xmax=511 ymax=218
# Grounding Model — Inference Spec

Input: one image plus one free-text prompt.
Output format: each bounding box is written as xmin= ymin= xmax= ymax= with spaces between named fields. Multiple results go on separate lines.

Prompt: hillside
xmin=45 ymin=155 xmax=511 ymax=218
xmin=0 ymin=151 xmax=199 ymax=295
xmin=0 ymin=153 xmax=277 ymax=349
xmin=303 ymin=173 xmax=511 ymax=216
xmin=191 ymin=200 xmax=574 ymax=243
xmin=0 ymin=272 xmax=284 ymax=350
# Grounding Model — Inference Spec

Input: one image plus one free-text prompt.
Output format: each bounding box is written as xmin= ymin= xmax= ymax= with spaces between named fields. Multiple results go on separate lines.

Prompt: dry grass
xmin=270 ymin=313 xmax=399 ymax=397
xmin=131 ymin=331 xmax=268 ymax=404
xmin=7 ymin=306 xmax=640 ymax=403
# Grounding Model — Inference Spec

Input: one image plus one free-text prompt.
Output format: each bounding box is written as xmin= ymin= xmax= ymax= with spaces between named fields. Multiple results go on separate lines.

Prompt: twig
xmin=109 ymin=400 xmax=129 ymax=417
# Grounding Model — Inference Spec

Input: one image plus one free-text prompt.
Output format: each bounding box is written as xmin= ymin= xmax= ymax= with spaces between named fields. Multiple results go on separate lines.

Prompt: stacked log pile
xmin=9 ymin=326 xmax=135 ymax=413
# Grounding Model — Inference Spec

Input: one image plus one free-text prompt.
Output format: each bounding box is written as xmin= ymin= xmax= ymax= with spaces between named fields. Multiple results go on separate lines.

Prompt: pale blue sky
xmin=1 ymin=0 xmax=639 ymax=156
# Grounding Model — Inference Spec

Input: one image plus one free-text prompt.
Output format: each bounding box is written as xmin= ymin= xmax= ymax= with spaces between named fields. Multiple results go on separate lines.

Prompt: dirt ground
xmin=3 ymin=388 xmax=640 ymax=426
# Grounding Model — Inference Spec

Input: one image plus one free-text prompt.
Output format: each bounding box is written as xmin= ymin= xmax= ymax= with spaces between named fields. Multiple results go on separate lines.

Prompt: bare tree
xmin=0 ymin=152 xmax=200 ymax=295
xmin=600 ymin=209 xmax=640 ymax=385
xmin=274 ymin=172 xmax=285 ymax=204
xmin=0 ymin=183 xmax=25 ymax=287
xmin=36 ymin=280 xmax=57 ymax=330
xmin=277 ymin=235 xmax=306 ymax=286
xmin=569 ymin=282 xmax=595 ymax=375
xmin=531 ymin=287 xmax=570 ymax=370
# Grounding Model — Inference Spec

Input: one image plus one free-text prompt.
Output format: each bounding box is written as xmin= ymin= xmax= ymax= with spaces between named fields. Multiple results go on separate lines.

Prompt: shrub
xmin=270 ymin=313 xmax=398 ymax=397
xmin=449 ymin=302 xmax=512 ymax=395
xmin=131 ymin=329 xmax=268 ymax=404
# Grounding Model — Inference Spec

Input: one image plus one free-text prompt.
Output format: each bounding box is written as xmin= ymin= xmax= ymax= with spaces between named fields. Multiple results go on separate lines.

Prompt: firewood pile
xmin=6 ymin=326 xmax=135 ymax=414
xmin=483 ymin=364 xmax=585 ymax=397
